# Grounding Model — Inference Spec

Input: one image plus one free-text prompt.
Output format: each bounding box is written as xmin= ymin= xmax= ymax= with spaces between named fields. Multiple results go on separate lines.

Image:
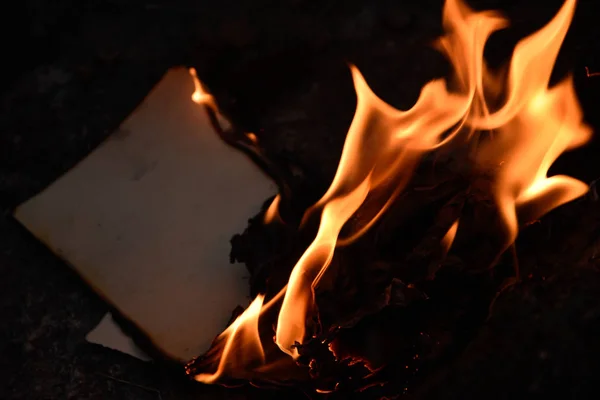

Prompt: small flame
xmin=264 ymin=194 xmax=282 ymax=224
xmin=441 ymin=220 xmax=459 ymax=253
xmin=246 ymin=132 xmax=259 ymax=144
xmin=193 ymin=294 xmax=266 ymax=384
xmin=191 ymin=288 xmax=292 ymax=384
xmin=190 ymin=0 xmax=591 ymax=382
xmin=189 ymin=67 xmax=217 ymax=109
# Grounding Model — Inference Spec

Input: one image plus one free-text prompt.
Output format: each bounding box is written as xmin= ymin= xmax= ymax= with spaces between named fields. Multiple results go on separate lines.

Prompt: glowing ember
xmin=189 ymin=0 xmax=591 ymax=384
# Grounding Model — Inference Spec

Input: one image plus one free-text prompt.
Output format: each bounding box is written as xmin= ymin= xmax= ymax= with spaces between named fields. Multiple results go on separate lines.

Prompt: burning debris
xmin=186 ymin=0 xmax=593 ymax=395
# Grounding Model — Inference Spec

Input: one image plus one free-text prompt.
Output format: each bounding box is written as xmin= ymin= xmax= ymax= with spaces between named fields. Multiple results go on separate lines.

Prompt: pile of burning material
xmin=12 ymin=0 xmax=600 ymax=397
xmin=186 ymin=0 xmax=596 ymax=395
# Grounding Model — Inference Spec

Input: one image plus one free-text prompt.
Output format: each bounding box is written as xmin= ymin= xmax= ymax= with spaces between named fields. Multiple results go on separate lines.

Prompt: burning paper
xmin=14 ymin=67 xmax=277 ymax=362
xmin=189 ymin=0 xmax=591 ymax=385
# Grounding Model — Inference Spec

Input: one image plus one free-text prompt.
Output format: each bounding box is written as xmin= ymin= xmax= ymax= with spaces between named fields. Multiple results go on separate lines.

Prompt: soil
xmin=1 ymin=0 xmax=600 ymax=399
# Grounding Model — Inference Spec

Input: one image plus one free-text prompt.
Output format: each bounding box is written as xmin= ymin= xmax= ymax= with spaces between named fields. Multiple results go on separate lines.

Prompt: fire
xmin=189 ymin=67 xmax=216 ymax=108
xmin=441 ymin=220 xmax=459 ymax=254
xmin=189 ymin=0 xmax=591 ymax=383
xmin=264 ymin=194 xmax=282 ymax=224
xmin=192 ymin=294 xmax=266 ymax=384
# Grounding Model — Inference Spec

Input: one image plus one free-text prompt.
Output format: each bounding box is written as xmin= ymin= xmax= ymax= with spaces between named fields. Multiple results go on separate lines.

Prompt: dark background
xmin=1 ymin=0 xmax=600 ymax=399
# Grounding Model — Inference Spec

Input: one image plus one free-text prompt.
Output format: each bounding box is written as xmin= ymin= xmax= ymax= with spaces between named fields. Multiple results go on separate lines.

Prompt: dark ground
xmin=2 ymin=0 xmax=600 ymax=399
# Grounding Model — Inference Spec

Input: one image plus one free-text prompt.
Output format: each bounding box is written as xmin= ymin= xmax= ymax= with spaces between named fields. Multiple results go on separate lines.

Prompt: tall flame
xmin=191 ymin=0 xmax=591 ymax=382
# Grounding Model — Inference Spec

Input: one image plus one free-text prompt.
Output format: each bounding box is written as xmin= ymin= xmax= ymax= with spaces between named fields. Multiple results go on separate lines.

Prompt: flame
xmin=189 ymin=67 xmax=216 ymax=108
xmin=246 ymin=132 xmax=259 ymax=144
xmin=190 ymin=288 xmax=294 ymax=384
xmin=190 ymin=0 xmax=591 ymax=382
xmin=462 ymin=0 xmax=591 ymax=246
xmin=264 ymin=194 xmax=282 ymax=224
xmin=193 ymin=294 xmax=266 ymax=384
xmin=441 ymin=220 xmax=460 ymax=253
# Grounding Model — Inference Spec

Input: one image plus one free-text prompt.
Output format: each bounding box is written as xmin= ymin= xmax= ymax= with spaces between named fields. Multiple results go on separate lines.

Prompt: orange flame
xmin=189 ymin=67 xmax=216 ymax=108
xmin=441 ymin=220 xmax=460 ymax=253
xmin=264 ymin=194 xmax=282 ymax=224
xmin=193 ymin=294 xmax=266 ymax=384
xmin=191 ymin=0 xmax=591 ymax=382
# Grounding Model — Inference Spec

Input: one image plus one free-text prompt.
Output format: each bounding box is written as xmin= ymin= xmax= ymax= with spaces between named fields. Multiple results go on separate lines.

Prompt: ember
xmin=187 ymin=0 xmax=591 ymax=394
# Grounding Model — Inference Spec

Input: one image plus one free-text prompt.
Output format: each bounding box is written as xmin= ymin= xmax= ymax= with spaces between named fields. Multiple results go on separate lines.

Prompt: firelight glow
xmin=189 ymin=0 xmax=591 ymax=382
